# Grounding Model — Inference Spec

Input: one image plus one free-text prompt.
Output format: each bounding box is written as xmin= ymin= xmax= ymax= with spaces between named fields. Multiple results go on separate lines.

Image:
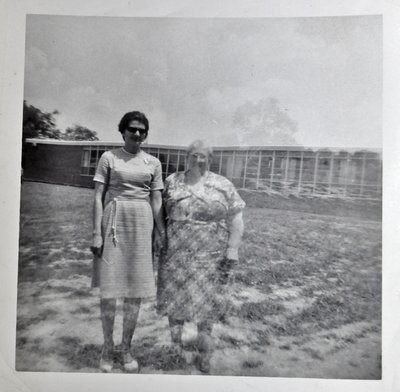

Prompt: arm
xmin=150 ymin=190 xmax=167 ymax=253
xmin=149 ymin=159 xmax=166 ymax=234
xmin=226 ymin=211 xmax=244 ymax=260
xmin=150 ymin=190 xmax=166 ymax=234
xmin=92 ymin=182 xmax=106 ymax=254
xmin=219 ymin=211 xmax=244 ymax=284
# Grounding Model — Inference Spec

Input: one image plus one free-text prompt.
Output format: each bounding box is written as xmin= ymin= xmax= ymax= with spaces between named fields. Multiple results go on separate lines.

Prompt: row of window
xmin=80 ymin=146 xmax=382 ymax=197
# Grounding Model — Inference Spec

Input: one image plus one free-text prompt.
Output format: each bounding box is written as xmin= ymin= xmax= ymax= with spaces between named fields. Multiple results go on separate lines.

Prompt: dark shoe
xmin=170 ymin=324 xmax=183 ymax=345
xmin=195 ymin=353 xmax=211 ymax=374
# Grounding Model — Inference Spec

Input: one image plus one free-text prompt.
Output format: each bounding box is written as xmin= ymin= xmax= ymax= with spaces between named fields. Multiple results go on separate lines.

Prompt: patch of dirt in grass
xmin=16 ymin=183 xmax=381 ymax=378
xmin=236 ymin=301 xmax=286 ymax=322
xmin=230 ymin=285 xmax=267 ymax=306
xmin=239 ymin=189 xmax=381 ymax=221
xmin=266 ymin=286 xmax=312 ymax=313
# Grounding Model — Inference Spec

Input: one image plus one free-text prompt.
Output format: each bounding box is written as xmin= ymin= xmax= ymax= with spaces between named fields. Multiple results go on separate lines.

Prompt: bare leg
xmin=168 ymin=316 xmax=184 ymax=345
xmin=100 ymin=298 xmax=116 ymax=372
xmin=196 ymin=320 xmax=213 ymax=373
xmin=121 ymin=297 xmax=141 ymax=372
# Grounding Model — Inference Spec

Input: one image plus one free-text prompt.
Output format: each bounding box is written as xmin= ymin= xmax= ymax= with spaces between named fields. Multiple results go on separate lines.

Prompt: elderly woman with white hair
xmin=157 ymin=140 xmax=245 ymax=374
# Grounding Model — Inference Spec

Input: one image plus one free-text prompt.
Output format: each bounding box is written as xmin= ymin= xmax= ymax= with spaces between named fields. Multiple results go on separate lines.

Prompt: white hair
xmin=186 ymin=140 xmax=213 ymax=158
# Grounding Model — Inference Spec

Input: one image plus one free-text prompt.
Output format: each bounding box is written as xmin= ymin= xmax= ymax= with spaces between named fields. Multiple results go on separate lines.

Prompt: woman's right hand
xmin=91 ymin=233 xmax=103 ymax=257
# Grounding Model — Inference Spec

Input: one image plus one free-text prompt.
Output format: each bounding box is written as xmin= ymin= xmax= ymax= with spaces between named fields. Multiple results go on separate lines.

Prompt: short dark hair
xmin=118 ymin=111 xmax=149 ymax=134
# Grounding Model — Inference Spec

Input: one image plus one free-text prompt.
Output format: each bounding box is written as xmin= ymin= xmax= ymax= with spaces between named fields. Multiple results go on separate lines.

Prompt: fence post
xmin=298 ymin=150 xmax=304 ymax=195
xmin=270 ymin=150 xmax=275 ymax=189
xmin=256 ymin=150 xmax=262 ymax=190
xmin=312 ymin=152 xmax=319 ymax=195
xmin=230 ymin=150 xmax=236 ymax=182
xmin=242 ymin=150 xmax=249 ymax=188
xmin=176 ymin=153 xmax=180 ymax=173
xmin=284 ymin=151 xmax=289 ymax=189
xmin=328 ymin=151 xmax=334 ymax=194
xmin=344 ymin=153 xmax=350 ymax=197
xmin=360 ymin=152 xmax=367 ymax=197
xmin=166 ymin=149 xmax=170 ymax=177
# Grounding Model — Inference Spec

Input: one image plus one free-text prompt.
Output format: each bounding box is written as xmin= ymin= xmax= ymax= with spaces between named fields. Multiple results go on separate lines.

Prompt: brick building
xmin=23 ymin=139 xmax=382 ymax=199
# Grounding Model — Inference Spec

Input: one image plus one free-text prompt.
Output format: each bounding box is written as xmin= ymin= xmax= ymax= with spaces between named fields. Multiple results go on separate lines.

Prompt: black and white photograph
xmin=16 ymin=13 xmax=383 ymax=378
xmin=1 ymin=1 xmax=399 ymax=391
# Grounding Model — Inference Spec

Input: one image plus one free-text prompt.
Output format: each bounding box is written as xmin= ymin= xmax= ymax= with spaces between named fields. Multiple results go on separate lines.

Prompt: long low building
xmin=23 ymin=138 xmax=382 ymax=199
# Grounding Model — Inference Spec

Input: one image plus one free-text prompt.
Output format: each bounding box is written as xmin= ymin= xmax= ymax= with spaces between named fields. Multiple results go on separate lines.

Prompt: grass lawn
xmin=16 ymin=182 xmax=381 ymax=378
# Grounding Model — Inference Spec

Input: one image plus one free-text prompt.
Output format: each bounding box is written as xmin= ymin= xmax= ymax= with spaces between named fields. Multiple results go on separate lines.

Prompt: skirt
xmin=157 ymin=220 xmax=232 ymax=322
xmin=92 ymin=198 xmax=156 ymax=299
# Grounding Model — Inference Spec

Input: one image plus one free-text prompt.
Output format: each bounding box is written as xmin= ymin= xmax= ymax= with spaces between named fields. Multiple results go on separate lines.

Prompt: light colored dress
xmin=92 ymin=148 xmax=163 ymax=299
xmin=157 ymin=171 xmax=245 ymax=322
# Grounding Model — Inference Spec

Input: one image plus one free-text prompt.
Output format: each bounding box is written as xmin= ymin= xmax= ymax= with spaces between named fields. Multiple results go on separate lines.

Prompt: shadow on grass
xmin=70 ymin=306 xmax=93 ymax=315
xmin=287 ymin=292 xmax=380 ymax=333
xmin=127 ymin=344 xmax=189 ymax=371
xmin=18 ymin=262 xmax=92 ymax=283
xmin=236 ymin=301 xmax=286 ymax=322
xmin=55 ymin=336 xmax=187 ymax=372
xmin=17 ymin=309 xmax=58 ymax=331
xmin=242 ymin=358 xmax=264 ymax=369
xmin=54 ymin=336 xmax=102 ymax=370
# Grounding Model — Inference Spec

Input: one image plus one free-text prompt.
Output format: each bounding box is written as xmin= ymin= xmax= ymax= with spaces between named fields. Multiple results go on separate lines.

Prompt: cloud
xmin=24 ymin=15 xmax=381 ymax=148
xmin=25 ymin=46 xmax=48 ymax=70
xmin=24 ymin=46 xmax=66 ymax=108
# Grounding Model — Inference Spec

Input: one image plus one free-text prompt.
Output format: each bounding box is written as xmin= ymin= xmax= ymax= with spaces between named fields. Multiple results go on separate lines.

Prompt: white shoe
xmin=99 ymin=346 xmax=114 ymax=373
xmin=123 ymin=352 xmax=139 ymax=373
xmin=100 ymin=357 xmax=113 ymax=373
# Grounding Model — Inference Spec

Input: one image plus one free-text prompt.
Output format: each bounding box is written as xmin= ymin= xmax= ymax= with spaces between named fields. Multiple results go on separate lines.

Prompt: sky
xmin=24 ymin=15 xmax=382 ymax=148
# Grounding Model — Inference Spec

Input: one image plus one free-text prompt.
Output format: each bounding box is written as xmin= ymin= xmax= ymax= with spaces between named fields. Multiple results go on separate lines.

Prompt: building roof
xmin=24 ymin=138 xmax=382 ymax=154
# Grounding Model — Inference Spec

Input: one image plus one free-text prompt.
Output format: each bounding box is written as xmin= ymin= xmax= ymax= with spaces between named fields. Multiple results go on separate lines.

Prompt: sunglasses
xmin=126 ymin=127 xmax=147 ymax=136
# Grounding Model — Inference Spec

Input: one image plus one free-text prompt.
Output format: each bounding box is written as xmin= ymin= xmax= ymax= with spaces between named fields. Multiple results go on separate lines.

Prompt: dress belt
xmin=168 ymin=217 xmax=225 ymax=225
xmin=111 ymin=198 xmax=119 ymax=246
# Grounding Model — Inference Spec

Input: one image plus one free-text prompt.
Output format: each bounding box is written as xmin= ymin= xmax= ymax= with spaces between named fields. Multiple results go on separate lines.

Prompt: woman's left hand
xmin=218 ymin=258 xmax=237 ymax=285
xmin=153 ymin=229 xmax=167 ymax=255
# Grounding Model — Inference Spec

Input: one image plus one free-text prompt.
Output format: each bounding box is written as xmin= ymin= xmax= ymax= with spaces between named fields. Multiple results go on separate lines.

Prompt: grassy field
xmin=16 ymin=182 xmax=381 ymax=378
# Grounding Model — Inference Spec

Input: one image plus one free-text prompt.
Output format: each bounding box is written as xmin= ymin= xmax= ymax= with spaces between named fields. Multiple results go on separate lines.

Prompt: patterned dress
xmin=92 ymin=148 xmax=163 ymax=299
xmin=157 ymin=171 xmax=245 ymax=322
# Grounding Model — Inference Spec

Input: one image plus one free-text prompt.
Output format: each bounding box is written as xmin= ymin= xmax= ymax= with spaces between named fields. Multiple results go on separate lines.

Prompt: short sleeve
xmin=150 ymin=159 xmax=164 ymax=191
xmin=93 ymin=151 xmax=111 ymax=184
xmin=163 ymin=174 xmax=172 ymax=195
xmin=225 ymin=180 xmax=246 ymax=216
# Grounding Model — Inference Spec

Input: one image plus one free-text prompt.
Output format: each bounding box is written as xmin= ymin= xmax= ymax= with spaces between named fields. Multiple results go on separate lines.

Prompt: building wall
xmin=23 ymin=143 xmax=93 ymax=187
xmin=22 ymin=141 xmax=382 ymax=199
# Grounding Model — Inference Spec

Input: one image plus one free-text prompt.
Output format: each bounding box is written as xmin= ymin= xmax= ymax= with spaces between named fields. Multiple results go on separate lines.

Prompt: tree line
xmin=22 ymin=100 xmax=99 ymax=142
xmin=23 ymin=97 xmax=300 ymax=145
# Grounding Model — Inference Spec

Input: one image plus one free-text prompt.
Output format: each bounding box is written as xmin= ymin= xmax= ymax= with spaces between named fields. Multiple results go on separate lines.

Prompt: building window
xmin=78 ymin=145 xmax=381 ymax=198
xmin=80 ymin=145 xmax=188 ymax=179
xmin=81 ymin=146 xmax=112 ymax=176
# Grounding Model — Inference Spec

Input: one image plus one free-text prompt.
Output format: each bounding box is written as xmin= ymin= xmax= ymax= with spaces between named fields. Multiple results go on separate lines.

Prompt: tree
xmin=62 ymin=125 xmax=99 ymax=141
xmin=22 ymin=100 xmax=62 ymax=141
xmin=232 ymin=97 xmax=298 ymax=146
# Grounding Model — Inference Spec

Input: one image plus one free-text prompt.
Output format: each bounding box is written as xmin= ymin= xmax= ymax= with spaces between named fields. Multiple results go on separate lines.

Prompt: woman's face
xmin=123 ymin=120 xmax=147 ymax=147
xmin=187 ymin=147 xmax=209 ymax=174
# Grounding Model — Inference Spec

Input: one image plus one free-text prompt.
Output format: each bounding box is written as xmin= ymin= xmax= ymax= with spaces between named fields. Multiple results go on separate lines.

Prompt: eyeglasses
xmin=126 ymin=127 xmax=147 ymax=136
xmin=190 ymin=153 xmax=207 ymax=160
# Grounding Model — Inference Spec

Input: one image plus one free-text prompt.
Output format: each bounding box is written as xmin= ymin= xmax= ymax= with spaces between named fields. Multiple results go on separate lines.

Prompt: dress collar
xmin=122 ymin=147 xmax=142 ymax=156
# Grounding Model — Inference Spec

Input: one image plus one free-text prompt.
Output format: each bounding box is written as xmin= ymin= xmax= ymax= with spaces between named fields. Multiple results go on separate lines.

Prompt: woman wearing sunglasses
xmin=91 ymin=111 xmax=165 ymax=373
